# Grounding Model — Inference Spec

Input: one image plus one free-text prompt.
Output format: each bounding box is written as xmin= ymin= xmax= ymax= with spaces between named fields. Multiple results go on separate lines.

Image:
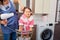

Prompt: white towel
xmin=1 ymin=13 xmax=14 ymax=19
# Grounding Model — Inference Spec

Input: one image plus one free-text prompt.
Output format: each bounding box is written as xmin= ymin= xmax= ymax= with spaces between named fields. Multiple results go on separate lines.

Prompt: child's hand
xmin=18 ymin=26 xmax=23 ymax=32
xmin=30 ymin=27 xmax=33 ymax=32
xmin=18 ymin=29 xmax=22 ymax=32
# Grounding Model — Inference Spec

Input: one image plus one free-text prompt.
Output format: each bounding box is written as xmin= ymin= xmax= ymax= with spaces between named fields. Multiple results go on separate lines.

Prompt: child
xmin=18 ymin=7 xmax=34 ymax=40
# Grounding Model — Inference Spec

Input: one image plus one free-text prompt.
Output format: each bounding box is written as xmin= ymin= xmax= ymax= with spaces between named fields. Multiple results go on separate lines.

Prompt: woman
xmin=18 ymin=7 xmax=34 ymax=40
xmin=0 ymin=0 xmax=24 ymax=40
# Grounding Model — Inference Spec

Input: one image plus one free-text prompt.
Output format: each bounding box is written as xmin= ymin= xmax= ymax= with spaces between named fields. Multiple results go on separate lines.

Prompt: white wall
xmin=34 ymin=0 xmax=57 ymax=24
xmin=47 ymin=0 xmax=57 ymax=23
xmin=57 ymin=0 xmax=60 ymax=22
xmin=35 ymin=0 xmax=50 ymax=14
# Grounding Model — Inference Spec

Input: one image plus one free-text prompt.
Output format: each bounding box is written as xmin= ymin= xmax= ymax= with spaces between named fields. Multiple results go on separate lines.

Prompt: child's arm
xmin=18 ymin=16 xmax=24 ymax=32
xmin=29 ymin=20 xmax=34 ymax=31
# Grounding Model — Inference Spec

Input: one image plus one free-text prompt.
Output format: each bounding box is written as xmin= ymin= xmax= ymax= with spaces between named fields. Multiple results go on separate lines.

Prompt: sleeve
xmin=19 ymin=17 xmax=24 ymax=25
xmin=10 ymin=0 xmax=15 ymax=8
xmin=10 ymin=0 xmax=14 ymax=4
xmin=29 ymin=16 xmax=34 ymax=27
xmin=29 ymin=20 xmax=34 ymax=27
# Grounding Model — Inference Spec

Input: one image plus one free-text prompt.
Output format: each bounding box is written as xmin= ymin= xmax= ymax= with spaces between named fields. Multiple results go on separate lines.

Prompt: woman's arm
xmin=14 ymin=0 xmax=24 ymax=10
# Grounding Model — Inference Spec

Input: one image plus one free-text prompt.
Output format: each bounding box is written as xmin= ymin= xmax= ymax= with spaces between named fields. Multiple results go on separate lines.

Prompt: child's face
xmin=24 ymin=8 xmax=32 ymax=18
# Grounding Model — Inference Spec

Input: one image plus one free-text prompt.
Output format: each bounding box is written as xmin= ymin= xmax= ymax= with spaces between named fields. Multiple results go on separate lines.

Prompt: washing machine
xmin=36 ymin=22 xmax=55 ymax=40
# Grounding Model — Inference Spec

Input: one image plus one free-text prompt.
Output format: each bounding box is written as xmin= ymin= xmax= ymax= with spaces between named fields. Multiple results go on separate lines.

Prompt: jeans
xmin=3 ymin=32 xmax=16 ymax=40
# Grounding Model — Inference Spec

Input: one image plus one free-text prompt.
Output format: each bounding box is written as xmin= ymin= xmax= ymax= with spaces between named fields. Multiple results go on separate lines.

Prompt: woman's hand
xmin=1 ymin=19 xmax=7 ymax=26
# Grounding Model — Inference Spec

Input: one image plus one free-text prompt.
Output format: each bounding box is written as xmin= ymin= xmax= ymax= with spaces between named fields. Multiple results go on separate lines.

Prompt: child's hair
xmin=0 ymin=0 xmax=3 ymax=5
xmin=23 ymin=7 xmax=32 ymax=15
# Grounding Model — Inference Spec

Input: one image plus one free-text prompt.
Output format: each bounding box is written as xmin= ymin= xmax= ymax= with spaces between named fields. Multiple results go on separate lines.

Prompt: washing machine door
xmin=41 ymin=29 xmax=53 ymax=40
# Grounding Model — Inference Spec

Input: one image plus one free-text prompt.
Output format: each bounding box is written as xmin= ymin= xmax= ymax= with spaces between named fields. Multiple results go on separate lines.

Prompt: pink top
xmin=19 ymin=14 xmax=34 ymax=31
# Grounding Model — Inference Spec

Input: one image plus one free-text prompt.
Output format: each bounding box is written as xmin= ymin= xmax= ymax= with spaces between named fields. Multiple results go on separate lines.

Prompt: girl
xmin=18 ymin=7 xmax=34 ymax=40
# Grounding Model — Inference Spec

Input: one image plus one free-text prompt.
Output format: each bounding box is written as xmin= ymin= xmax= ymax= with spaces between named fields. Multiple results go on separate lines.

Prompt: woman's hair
xmin=23 ymin=7 xmax=32 ymax=15
xmin=0 ymin=0 xmax=3 ymax=5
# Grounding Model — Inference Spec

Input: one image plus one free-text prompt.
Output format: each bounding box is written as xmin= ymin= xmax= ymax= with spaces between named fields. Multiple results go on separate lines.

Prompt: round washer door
xmin=41 ymin=29 xmax=53 ymax=40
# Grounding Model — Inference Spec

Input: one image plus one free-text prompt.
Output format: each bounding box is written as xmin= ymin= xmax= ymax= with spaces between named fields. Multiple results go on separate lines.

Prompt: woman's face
xmin=0 ymin=0 xmax=8 ymax=5
xmin=24 ymin=8 xmax=32 ymax=18
xmin=3 ymin=0 xmax=9 ymax=4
